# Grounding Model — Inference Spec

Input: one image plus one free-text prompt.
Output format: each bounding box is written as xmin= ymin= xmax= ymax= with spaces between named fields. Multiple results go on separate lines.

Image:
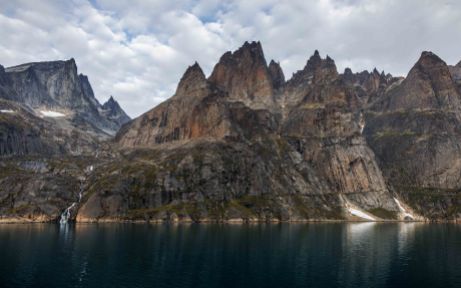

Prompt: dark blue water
xmin=0 ymin=223 xmax=460 ymax=288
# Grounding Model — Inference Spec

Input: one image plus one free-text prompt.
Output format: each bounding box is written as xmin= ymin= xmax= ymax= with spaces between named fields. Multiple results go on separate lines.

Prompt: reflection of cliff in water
xmin=336 ymin=223 xmax=419 ymax=287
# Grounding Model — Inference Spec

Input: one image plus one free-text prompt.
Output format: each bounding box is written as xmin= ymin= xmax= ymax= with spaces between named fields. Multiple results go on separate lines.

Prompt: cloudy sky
xmin=0 ymin=0 xmax=460 ymax=117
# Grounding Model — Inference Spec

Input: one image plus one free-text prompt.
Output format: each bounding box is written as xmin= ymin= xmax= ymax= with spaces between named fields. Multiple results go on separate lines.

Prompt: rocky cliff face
xmin=208 ymin=41 xmax=278 ymax=108
xmin=2 ymin=59 xmax=130 ymax=137
xmin=0 ymin=59 xmax=128 ymax=222
xmin=364 ymin=52 xmax=461 ymax=219
xmin=108 ymin=44 xmax=406 ymax=223
xmin=2 ymin=42 xmax=460 ymax=223
xmin=449 ymin=60 xmax=461 ymax=93
xmin=0 ymin=98 xmax=104 ymax=156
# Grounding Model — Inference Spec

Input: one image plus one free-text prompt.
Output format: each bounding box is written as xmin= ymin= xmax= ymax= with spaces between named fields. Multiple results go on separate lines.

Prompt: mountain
xmin=1 ymin=59 xmax=130 ymax=137
xmin=1 ymin=42 xmax=461 ymax=223
xmin=0 ymin=59 xmax=128 ymax=221
xmin=94 ymin=43 xmax=404 ymax=223
xmin=364 ymin=52 xmax=461 ymax=219
xmin=101 ymin=96 xmax=131 ymax=127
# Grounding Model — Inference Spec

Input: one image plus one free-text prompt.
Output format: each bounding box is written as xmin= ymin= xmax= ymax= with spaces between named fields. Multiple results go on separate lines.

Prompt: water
xmin=0 ymin=223 xmax=460 ymax=288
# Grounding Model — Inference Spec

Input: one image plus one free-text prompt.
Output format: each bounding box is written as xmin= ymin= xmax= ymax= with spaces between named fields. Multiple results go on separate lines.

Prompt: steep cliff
xmin=364 ymin=52 xmax=461 ymax=219
xmin=2 ymin=42 xmax=460 ymax=223
xmin=105 ymin=44 xmax=404 ymax=223
xmin=2 ymin=59 xmax=130 ymax=137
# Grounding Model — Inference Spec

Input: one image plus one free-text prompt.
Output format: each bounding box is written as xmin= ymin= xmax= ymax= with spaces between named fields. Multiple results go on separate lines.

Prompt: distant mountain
xmin=1 ymin=59 xmax=130 ymax=137
xmin=101 ymin=96 xmax=131 ymax=127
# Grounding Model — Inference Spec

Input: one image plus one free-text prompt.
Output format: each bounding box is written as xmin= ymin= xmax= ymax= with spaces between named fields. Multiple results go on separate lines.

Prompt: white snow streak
xmin=0 ymin=109 xmax=15 ymax=113
xmin=40 ymin=110 xmax=66 ymax=117
xmin=394 ymin=197 xmax=414 ymax=219
xmin=348 ymin=207 xmax=376 ymax=221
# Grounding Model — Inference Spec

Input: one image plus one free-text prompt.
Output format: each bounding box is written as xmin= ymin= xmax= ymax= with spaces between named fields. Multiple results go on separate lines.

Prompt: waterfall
xmin=60 ymin=203 xmax=77 ymax=224
xmin=60 ymin=181 xmax=83 ymax=224
xmin=60 ymin=170 xmax=89 ymax=224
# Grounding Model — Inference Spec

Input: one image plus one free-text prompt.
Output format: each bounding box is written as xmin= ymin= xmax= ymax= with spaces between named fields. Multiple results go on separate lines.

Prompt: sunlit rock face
xmin=208 ymin=41 xmax=278 ymax=109
xmin=109 ymin=42 xmax=402 ymax=223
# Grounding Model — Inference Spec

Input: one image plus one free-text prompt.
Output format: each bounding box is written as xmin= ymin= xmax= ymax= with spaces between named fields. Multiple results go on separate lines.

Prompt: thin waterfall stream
xmin=60 ymin=165 xmax=93 ymax=224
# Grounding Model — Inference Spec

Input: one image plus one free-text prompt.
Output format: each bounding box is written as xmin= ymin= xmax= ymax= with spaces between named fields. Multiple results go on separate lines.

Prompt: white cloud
xmin=0 ymin=0 xmax=460 ymax=117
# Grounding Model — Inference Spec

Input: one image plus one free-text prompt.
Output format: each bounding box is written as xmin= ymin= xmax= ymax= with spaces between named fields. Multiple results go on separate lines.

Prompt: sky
xmin=0 ymin=0 xmax=460 ymax=117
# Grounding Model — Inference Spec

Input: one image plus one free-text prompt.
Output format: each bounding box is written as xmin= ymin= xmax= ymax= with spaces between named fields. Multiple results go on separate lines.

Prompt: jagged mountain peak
xmin=268 ymin=59 xmax=278 ymax=66
xmin=306 ymin=50 xmax=322 ymax=68
xmin=181 ymin=62 xmax=205 ymax=81
xmin=238 ymin=41 xmax=264 ymax=57
xmin=313 ymin=49 xmax=320 ymax=58
xmin=268 ymin=60 xmax=285 ymax=90
xmin=103 ymin=95 xmax=117 ymax=106
xmin=287 ymin=50 xmax=338 ymax=87
xmin=175 ymin=62 xmax=207 ymax=96
xmin=408 ymin=50 xmax=452 ymax=81
xmin=208 ymin=40 xmax=275 ymax=106
xmin=101 ymin=95 xmax=131 ymax=126
xmin=420 ymin=50 xmax=442 ymax=59
xmin=212 ymin=41 xmax=266 ymax=69
xmin=305 ymin=50 xmax=336 ymax=73
xmin=374 ymin=50 xmax=460 ymax=112
xmin=413 ymin=51 xmax=446 ymax=70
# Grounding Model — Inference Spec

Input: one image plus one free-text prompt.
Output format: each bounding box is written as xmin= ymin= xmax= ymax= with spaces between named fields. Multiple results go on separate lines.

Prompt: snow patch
xmin=0 ymin=109 xmax=15 ymax=113
xmin=40 ymin=110 xmax=66 ymax=117
xmin=394 ymin=198 xmax=414 ymax=220
xmin=348 ymin=206 xmax=376 ymax=221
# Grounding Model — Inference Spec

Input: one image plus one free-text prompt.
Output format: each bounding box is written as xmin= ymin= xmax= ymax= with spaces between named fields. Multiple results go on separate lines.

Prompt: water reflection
xmin=0 ymin=223 xmax=460 ymax=288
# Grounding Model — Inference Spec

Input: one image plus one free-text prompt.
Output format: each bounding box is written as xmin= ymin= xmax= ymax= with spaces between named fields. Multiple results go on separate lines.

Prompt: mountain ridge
xmin=2 ymin=42 xmax=461 ymax=223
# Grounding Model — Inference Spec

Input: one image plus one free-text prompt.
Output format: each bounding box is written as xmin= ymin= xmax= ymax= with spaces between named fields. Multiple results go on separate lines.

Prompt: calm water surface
xmin=0 ymin=223 xmax=460 ymax=288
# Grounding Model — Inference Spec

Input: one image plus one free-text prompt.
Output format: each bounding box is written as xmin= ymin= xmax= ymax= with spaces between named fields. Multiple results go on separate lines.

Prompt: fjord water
xmin=0 ymin=223 xmax=460 ymax=288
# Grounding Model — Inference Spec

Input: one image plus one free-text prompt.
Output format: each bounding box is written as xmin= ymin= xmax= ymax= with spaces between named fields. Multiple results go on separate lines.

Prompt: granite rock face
xmin=208 ymin=41 xmax=277 ymax=108
xmin=364 ymin=52 xmax=461 ymax=219
xmin=2 ymin=59 xmax=130 ymax=137
xmin=0 ymin=59 xmax=127 ymax=222
xmin=110 ymin=44 xmax=403 ymax=223
xmin=2 ymin=42 xmax=461 ymax=222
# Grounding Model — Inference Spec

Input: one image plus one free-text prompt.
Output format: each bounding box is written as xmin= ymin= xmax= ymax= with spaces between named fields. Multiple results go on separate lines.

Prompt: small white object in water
xmin=40 ymin=110 xmax=66 ymax=117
